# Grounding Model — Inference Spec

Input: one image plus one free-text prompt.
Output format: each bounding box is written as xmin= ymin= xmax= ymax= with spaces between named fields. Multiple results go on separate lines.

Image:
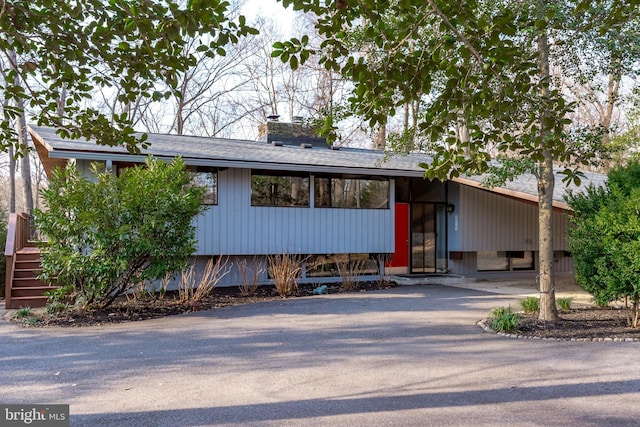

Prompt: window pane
xmin=251 ymin=172 xmax=309 ymax=207
xmin=190 ymin=167 xmax=217 ymax=205
xmin=511 ymin=251 xmax=535 ymax=270
xmin=360 ymin=179 xmax=389 ymax=209
xmin=314 ymin=177 xmax=332 ymax=207
xmin=193 ymin=171 xmax=217 ymax=205
xmin=314 ymin=175 xmax=389 ymax=209
xmin=477 ymin=251 xmax=509 ymax=271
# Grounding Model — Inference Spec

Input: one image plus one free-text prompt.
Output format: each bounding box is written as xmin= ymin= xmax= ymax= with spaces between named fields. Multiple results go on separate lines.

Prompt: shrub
xmin=567 ymin=159 xmax=640 ymax=326
xmin=335 ymin=254 xmax=367 ymax=292
xmin=238 ymin=257 xmax=265 ymax=297
xmin=520 ymin=296 xmax=540 ymax=314
xmin=488 ymin=306 xmax=521 ymax=333
xmin=268 ymin=253 xmax=303 ymax=297
xmin=34 ymin=157 xmax=205 ymax=310
xmin=178 ymin=257 xmax=231 ymax=303
xmin=556 ymin=297 xmax=572 ymax=311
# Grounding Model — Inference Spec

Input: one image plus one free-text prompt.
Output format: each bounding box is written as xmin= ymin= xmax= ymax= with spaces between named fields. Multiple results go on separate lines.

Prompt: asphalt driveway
xmin=1 ymin=284 xmax=640 ymax=426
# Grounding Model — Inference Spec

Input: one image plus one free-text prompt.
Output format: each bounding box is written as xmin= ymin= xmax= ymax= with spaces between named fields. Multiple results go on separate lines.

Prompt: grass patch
xmin=556 ymin=297 xmax=572 ymax=311
xmin=520 ymin=296 xmax=540 ymax=314
xmin=488 ymin=306 xmax=521 ymax=333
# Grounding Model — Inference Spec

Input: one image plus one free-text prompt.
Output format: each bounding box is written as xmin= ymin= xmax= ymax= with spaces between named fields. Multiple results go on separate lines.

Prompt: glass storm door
xmin=411 ymin=203 xmax=447 ymax=273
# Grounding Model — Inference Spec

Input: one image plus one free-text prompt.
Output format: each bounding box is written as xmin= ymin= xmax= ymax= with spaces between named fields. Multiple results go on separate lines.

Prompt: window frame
xmin=314 ymin=174 xmax=390 ymax=209
xmin=477 ymin=251 xmax=535 ymax=272
xmin=251 ymin=169 xmax=310 ymax=207
xmin=189 ymin=166 xmax=218 ymax=206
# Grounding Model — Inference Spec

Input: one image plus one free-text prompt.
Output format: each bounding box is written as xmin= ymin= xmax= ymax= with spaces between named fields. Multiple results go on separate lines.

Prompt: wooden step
xmin=11 ymin=286 xmax=57 ymax=298
xmin=13 ymin=268 xmax=43 ymax=279
xmin=12 ymin=277 xmax=47 ymax=288
xmin=15 ymin=260 xmax=42 ymax=270
xmin=15 ymin=251 xmax=41 ymax=262
xmin=7 ymin=295 xmax=49 ymax=309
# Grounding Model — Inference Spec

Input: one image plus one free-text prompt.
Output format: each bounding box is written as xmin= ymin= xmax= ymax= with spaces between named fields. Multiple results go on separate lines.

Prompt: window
xmin=251 ymin=170 xmax=309 ymax=207
xmin=306 ymin=254 xmax=379 ymax=278
xmin=477 ymin=251 xmax=534 ymax=271
xmin=314 ymin=175 xmax=389 ymax=209
xmin=190 ymin=167 xmax=217 ymax=205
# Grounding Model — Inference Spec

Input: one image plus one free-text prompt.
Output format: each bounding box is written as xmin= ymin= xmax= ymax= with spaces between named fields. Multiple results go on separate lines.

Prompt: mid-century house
xmin=4 ymin=119 xmax=606 ymax=307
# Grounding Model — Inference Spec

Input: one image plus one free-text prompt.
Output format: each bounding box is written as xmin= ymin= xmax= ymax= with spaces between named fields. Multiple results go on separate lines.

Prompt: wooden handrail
xmin=5 ymin=213 xmax=30 ymax=255
xmin=5 ymin=213 xmax=32 ymax=308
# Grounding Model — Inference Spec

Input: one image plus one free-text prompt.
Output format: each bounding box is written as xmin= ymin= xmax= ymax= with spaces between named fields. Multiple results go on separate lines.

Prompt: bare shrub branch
xmin=268 ymin=253 xmax=304 ymax=297
xmin=238 ymin=257 xmax=266 ymax=296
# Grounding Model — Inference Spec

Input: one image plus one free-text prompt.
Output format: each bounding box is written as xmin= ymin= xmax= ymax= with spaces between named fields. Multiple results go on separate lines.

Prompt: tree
xmin=0 ymin=205 xmax=7 ymax=290
xmin=34 ymin=157 xmax=205 ymax=310
xmin=568 ymin=160 xmax=640 ymax=326
xmin=0 ymin=0 xmax=257 ymax=154
xmin=274 ymin=0 xmax=639 ymax=322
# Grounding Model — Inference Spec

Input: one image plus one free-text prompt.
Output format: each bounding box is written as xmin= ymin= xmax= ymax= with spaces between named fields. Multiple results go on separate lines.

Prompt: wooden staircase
xmin=4 ymin=213 xmax=58 ymax=309
xmin=8 ymin=247 xmax=56 ymax=309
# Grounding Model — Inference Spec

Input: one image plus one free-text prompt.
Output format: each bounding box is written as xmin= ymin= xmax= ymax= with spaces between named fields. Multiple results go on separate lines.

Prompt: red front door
xmin=386 ymin=203 xmax=409 ymax=268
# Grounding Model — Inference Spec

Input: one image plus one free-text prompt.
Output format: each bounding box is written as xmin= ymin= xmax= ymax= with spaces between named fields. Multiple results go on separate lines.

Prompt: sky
xmin=241 ymin=0 xmax=297 ymax=34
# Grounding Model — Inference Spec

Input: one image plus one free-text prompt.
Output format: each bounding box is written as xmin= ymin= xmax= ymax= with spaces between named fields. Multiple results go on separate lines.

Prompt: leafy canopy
xmin=273 ymin=0 xmax=637 ymax=182
xmin=1 ymin=0 xmax=258 ymax=153
xmin=34 ymin=157 xmax=205 ymax=310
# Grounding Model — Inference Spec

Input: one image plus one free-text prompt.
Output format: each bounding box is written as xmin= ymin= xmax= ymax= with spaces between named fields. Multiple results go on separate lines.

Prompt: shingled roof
xmin=29 ymin=125 xmax=606 ymax=210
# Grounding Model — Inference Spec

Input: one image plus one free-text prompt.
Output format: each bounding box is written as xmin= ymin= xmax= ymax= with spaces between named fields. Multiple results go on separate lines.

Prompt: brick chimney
xmin=257 ymin=117 xmax=328 ymax=148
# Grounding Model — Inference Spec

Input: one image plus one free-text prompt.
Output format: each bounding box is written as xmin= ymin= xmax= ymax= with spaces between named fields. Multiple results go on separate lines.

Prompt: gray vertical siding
xmin=450 ymin=183 xmax=569 ymax=252
xmin=195 ymin=168 xmax=395 ymax=255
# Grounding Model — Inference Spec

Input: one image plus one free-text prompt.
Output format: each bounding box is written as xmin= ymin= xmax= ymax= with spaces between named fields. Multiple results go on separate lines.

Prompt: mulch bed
xmin=515 ymin=307 xmax=640 ymax=340
xmin=10 ymin=283 xmax=640 ymax=341
xmin=10 ymin=281 xmax=395 ymax=328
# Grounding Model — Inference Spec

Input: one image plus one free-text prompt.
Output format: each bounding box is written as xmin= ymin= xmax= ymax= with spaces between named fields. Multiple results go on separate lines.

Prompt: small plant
xmin=238 ymin=257 xmax=265 ymax=297
xmin=488 ymin=306 xmax=521 ymax=333
xmin=520 ymin=296 xmax=540 ymax=314
xmin=178 ymin=257 xmax=231 ymax=303
xmin=556 ymin=297 xmax=572 ymax=311
xmin=268 ymin=253 xmax=303 ymax=297
xmin=16 ymin=306 xmax=33 ymax=318
xmin=45 ymin=302 xmax=68 ymax=315
xmin=25 ymin=317 xmax=40 ymax=326
xmin=14 ymin=306 xmax=42 ymax=326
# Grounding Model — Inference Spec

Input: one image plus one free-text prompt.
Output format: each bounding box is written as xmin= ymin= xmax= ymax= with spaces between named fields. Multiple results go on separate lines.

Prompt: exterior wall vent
xmin=300 ymin=143 xmax=313 ymax=149
xmin=292 ymin=115 xmax=304 ymax=124
xmin=272 ymin=141 xmax=284 ymax=147
xmin=267 ymin=114 xmax=280 ymax=122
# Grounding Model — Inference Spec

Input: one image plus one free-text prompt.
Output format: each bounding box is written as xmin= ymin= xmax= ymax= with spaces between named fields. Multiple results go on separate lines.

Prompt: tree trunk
xmin=17 ymin=112 xmax=34 ymax=213
xmin=537 ymin=26 xmax=558 ymax=322
xmin=9 ymin=144 xmax=16 ymax=213
xmin=10 ymin=49 xmax=34 ymax=213
xmin=538 ymin=150 xmax=558 ymax=322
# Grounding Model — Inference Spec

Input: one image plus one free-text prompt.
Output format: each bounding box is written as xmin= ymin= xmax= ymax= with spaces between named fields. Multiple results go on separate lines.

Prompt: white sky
xmin=241 ymin=0 xmax=297 ymax=34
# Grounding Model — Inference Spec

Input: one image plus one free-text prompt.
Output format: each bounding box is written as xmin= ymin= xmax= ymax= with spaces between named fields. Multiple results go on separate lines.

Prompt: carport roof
xmin=29 ymin=125 xmax=606 ymax=211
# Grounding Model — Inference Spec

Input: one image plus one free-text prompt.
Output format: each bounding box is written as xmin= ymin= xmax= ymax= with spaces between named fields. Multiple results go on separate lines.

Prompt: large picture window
xmin=251 ymin=170 xmax=310 ymax=207
xmin=314 ymin=175 xmax=389 ymax=209
xmin=190 ymin=166 xmax=217 ymax=205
